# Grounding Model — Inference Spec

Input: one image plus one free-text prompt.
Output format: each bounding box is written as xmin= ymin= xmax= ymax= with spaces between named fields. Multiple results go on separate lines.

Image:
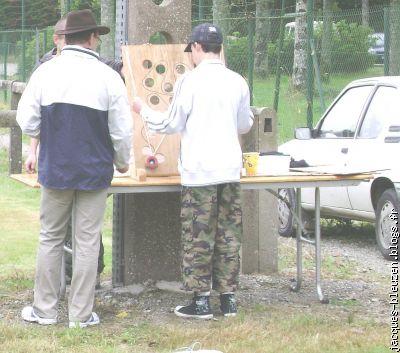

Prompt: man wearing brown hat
xmin=27 ymin=15 xmax=125 ymax=290
xmin=132 ymin=23 xmax=254 ymax=319
xmin=17 ymin=9 xmax=132 ymax=328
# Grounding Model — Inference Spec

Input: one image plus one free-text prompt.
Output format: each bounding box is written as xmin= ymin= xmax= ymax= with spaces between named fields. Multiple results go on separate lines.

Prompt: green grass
xmin=0 ymin=310 xmax=391 ymax=353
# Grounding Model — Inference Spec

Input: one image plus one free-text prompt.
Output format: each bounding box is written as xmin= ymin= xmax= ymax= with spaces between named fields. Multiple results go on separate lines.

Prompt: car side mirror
xmin=294 ymin=127 xmax=312 ymax=140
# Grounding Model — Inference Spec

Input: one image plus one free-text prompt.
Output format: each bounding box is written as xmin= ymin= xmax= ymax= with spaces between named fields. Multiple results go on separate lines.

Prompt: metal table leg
xmin=314 ymin=187 xmax=329 ymax=303
xmin=290 ymin=187 xmax=303 ymax=292
xmin=59 ymin=245 xmax=73 ymax=300
xmin=287 ymin=187 xmax=328 ymax=303
xmin=59 ymin=196 xmax=76 ymax=300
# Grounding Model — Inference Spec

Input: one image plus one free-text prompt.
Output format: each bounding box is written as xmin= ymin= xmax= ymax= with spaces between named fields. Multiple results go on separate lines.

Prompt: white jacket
xmin=17 ymin=46 xmax=132 ymax=190
xmin=141 ymin=59 xmax=254 ymax=186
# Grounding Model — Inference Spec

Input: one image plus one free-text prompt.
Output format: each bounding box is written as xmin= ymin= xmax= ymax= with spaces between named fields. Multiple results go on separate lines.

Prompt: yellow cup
xmin=243 ymin=152 xmax=259 ymax=176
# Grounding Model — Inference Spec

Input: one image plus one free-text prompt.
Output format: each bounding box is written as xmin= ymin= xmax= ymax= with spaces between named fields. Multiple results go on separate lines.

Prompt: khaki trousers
xmin=33 ymin=187 xmax=108 ymax=322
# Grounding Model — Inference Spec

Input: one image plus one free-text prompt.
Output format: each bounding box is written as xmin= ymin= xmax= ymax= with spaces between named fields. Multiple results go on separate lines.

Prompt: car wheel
xmin=375 ymin=189 xmax=400 ymax=260
xmin=278 ymin=188 xmax=296 ymax=237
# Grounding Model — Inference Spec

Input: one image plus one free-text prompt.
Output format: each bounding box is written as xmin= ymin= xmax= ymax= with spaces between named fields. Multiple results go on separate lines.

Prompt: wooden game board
xmin=122 ymin=44 xmax=193 ymax=179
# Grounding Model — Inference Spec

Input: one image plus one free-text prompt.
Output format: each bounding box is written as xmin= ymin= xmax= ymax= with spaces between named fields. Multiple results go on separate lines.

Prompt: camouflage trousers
xmin=180 ymin=183 xmax=242 ymax=293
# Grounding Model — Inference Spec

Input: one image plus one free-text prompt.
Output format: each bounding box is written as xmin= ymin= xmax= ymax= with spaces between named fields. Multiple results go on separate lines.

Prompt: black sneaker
xmin=174 ymin=295 xmax=213 ymax=319
xmin=220 ymin=293 xmax=237 ymax=317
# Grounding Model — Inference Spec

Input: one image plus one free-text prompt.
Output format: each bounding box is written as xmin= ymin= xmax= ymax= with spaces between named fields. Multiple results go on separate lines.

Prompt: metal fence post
xmin=2 ymin=43 xmax=8 ymax=101
xmin=384 ymin=6 xmax=390 ymax=76
xmin=306 ymin=0 xmax=314 ymax=128
xmin=273 ymin=0 xmax=286 ymax=112
xmin=247 ymin=16 xmax=255 ymax=105
xmin=21 ymin=0 xmax=26 ymax=82
xmin=198 ymin=0 xmax=204 ymax=21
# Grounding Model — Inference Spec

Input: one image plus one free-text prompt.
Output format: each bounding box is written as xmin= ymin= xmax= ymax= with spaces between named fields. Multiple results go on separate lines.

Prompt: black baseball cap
xmin=184 ymin=23 xmax=223 ymax=52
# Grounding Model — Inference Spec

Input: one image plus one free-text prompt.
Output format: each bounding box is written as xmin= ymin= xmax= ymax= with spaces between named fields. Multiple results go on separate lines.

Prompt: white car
xmin=278 ymin=76 xmax=400 ymax=260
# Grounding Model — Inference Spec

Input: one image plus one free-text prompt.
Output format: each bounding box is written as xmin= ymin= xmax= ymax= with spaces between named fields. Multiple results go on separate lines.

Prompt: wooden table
xmin=11 ymin=172 xmax=373 ymax=303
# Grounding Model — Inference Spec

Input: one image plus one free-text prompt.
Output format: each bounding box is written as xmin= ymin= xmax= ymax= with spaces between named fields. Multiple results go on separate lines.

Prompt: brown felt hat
xmin=55 ymin=9 xmax=110 ymax=35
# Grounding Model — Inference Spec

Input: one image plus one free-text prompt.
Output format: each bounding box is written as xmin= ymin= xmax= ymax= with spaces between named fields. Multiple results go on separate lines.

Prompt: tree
xmin=389 ymin=0 xmax=400 ymax=74
xmin=362 ymin=0 xmax=369 ymax=26
xmin=100 ymin=0 xmax=115 ymax=59
xmin=254 ymin=0 xmax=272 ymax=78
xmin=0 ymin=0 xmax=59 ymax=30
xmin=213 ymin=0 xmax=230 ymax=38
xmin=292 ymin=0 xmax=307 ymax=89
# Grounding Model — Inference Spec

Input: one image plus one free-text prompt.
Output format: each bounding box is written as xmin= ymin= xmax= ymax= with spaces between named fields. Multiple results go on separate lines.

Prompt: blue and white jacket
xmin=16 ymin=45 xmax=132 ymax=190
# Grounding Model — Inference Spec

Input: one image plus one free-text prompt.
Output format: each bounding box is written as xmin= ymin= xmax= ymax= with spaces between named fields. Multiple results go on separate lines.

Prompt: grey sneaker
xmin=174 ymin=295 xmax=213 ymax=319
xmin=69 ymin=312 xmax=100 ymax=328
xmin=21 ymin=306 xmax=57 ymax=325
xmin=220 ymin=293 xmax=237 ymax=317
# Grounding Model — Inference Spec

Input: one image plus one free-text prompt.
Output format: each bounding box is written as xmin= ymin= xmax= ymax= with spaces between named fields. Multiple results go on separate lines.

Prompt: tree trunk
xmin=254 ymin=0 xmax=272 ymax=78
xmin=213 ymin=0 xmax=230 ymax=39
xmin=101 ymin=0 xmax=115 ymax=59
xmin=362 ymin=0 xmax=369 ymax=27
xmin=321 ymin=0 xmax=333 ymax=77
xmin=390 ymin=0 xmax=400 ymax=75
xmin=292 ymin=0 xmax=307 ymax=89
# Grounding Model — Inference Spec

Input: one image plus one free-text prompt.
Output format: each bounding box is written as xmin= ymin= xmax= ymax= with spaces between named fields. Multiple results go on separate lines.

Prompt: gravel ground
xmin=97 ymin=225 xmax=390 ymax=324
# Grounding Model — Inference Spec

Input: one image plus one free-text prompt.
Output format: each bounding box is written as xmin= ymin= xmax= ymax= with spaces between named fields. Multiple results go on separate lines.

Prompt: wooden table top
xmin=10 ymin=172 xmax=373 ymax=189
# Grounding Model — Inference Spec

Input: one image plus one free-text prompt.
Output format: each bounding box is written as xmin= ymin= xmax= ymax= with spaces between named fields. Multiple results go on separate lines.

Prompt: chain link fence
xmin=0 ymin=5 xmax=389 ymax=143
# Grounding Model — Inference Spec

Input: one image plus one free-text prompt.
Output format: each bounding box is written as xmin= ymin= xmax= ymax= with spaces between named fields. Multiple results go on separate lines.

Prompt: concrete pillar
xmin=127 ymin=0 xmax=191 ymax=44
xmin=241 ymin=107 xmax=279 ymax=274
xmin=112 ymin=0 xmax=191 ymax=286
xmin=113 ymin=107 xmax=279 ymax=285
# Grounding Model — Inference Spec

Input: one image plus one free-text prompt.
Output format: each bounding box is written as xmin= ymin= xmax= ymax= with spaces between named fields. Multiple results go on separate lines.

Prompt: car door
xmin=298 ymin=84 xmax=375 ymax=210
xmin=346 ymin=84 xmax=400 ymax=215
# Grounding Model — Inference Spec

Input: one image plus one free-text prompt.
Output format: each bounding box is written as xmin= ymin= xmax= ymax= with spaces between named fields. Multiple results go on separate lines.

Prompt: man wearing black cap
xmin=17 ymin=9 xmax=132 ymax=328
xmin=132 ymin=23 xmax=254 ymax=319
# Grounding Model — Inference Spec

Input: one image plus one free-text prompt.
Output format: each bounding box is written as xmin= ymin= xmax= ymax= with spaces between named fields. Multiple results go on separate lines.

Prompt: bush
xmin=267 ymin=37 xmax=295 ymax=75
xmin=224 ymin=33 xmax=249 ymax=77
xmin=265 ymin=20 xmax=375 ymax=76
xmin=316 ymin=20 xmax=375 ymax=73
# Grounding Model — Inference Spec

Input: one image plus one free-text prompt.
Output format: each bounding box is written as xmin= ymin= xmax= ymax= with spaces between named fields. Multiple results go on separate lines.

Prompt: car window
xmin=317 ymin=86 xmax=373 ymax=138
xmin=358 ymin=86 xmax=397 ymax=139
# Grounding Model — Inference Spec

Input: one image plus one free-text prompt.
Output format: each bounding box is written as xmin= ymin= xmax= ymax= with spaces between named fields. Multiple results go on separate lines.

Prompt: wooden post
xmin=8 ymin=87 xmax=22 ymax=175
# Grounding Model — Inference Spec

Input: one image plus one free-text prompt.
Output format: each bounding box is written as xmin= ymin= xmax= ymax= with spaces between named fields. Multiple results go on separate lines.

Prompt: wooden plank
xmin=10 ymin=173 xmax=39 ymax=188
xmin=0 ymin=80 xmax=26 ymax=93
xmin=122 ymin=44 xmax=193 ymax=178
xmin=11 ymin=172 xmax=373 ymax=189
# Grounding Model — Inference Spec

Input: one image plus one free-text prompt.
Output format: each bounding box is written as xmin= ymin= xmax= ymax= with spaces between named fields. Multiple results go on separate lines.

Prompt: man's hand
xmin=116 ymin=166 xmax=129 ymax=174
xmin=25 ymin=153 xmax=37 ymax=173
xmin=131 ymin=97 xmax=144 ymax=114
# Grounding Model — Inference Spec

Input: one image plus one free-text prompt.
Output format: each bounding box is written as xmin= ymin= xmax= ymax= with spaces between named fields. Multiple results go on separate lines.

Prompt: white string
xmin=173 ymin=341 xmax=201 ymax=352
xmin=153 ymin=134 xmax=167 ymax=155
